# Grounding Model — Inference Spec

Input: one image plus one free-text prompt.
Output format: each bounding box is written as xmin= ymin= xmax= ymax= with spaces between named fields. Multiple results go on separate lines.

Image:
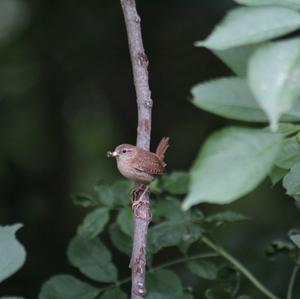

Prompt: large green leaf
xmin=38 ymin=275 xmax=100 ymax=299
xmin=160 ymin=172 xmax=189 ymax=195
xmin=235 ymin=0 xmax=300 ymax=10
xmin=67 ymin=236 xmax=117 ymax=283
xmin=195 ymin=7 xmax=300 ymax=50
xmin=99 ymin=288 xmax=127 ymax=299
xmin=152 ymin=198 xmax=185 ymax=222
xmin=213 ymin=45 xmax=257 ymax=77
xmin=117 ymin=206 xmax=133 ymax=236
xmin=0 ymin=224 xmax=26 ymax=283
xmin=275 ymin=138 xmax=300 ymax=169
xmin=248 ymin=38 xmax=300 ymax=130
xmin=192 ymin=77 xmax=300 ymax=122
xmin=283 ymin=163 xmax=300 ymax=195
xmin=109 ymin=223 xmax=132 ymax=256
xmin=182 ymin=127 xmax=281 ymax=209
xmin=77 ymin=207 xmax=109 ymax=238
xmin=94 ymin=180 xmax=133 ymax=208
xmin=146 ymin=270 xmax=183 ymax=299
xmin=192 ymin=78 xmax=267 ymax=122
xmin=148 ymin=221 xmax=186 ymax=253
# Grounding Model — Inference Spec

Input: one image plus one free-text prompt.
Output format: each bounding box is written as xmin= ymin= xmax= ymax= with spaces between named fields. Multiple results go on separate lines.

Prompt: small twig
xmin=119 ymin=0 xmax=152 ymax=298
xmin=202 ymin=236 xmax=281 ymax=299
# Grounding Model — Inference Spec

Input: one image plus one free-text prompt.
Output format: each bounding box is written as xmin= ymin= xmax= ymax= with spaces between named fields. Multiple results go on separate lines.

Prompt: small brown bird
xmin=107 ymin=137 xmax=170 ymax=218
xmin=107 ymin=137 xmax=170 ymax=184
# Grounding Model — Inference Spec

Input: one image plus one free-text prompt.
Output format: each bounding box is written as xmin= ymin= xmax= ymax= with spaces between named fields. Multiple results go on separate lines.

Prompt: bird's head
xmin=107 ymin=144 xmax=137 ymax=162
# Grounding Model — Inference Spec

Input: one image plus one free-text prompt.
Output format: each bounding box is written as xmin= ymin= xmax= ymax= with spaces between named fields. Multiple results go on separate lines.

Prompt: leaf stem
xmin=151 ymin=251 xmax=218 ymax=272
xmin=202 ymin=236 xmax=281 ymax=299
xmin=97 ymin=251 xmax=217 ymax=294
xmin=286 ymin=255 xmax=300 ymax=299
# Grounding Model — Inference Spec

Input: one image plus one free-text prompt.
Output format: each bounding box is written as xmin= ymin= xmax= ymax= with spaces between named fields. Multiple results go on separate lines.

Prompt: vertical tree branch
xmin=120 ymin=1 xmax=152 ymax=298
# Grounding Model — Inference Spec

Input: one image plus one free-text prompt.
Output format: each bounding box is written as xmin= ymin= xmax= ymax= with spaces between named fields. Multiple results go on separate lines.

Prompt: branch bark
xmin=120 ymin=1 xmax=152 ymax=298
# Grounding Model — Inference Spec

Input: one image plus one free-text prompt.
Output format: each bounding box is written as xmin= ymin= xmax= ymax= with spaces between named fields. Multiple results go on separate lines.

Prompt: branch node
xmin=135 ymin=15 xmax=141 ymax=23
xmin=137 ymin=52 xmax=149 ymax=67
xmin=144 ymin=99 xmax=153 ymax=109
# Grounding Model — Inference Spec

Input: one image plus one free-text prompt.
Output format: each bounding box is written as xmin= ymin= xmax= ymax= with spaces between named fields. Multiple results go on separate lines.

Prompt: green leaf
xmin=235 ymin=0 xmax=300 ymax=10
xmin=117 ymin=206 xmax=133 ymax=236
xmin=182 ymin=127 xmax=282 ymax=209
xmin=192 ymin=78 xmax=267 ymax=122
xmin=290 ymin=233 xmax=300 ymax=247
xmin=277 ymin=123 xmax=300 ymax=136
xmin=187 ymin=260 xmax=218 ymax=280
xmin=195 ymin=7 xmax=300 ymax=50
xmin=146 ymin=270 xmax=183 ymax=299
xmin=248 ymin=38 xmax=300 ymax=130
xmin=213 ymin=45 xmax=257 ymax=77
xmin=0 ymin=224 xmax=26 ymax=283
xmin=94 ymin=183 xmax=115 ymax=208
xmin=152 ymin=198 xmax=185 ymax=222
xmin=268 ymin=166 xmax=289 ymax=185
xmin=192 ymin=78 xmax=300 ymax=122
xmin=283 ymin=162 xmax=300 ymax=195
xmin=94 ymin=180 xmax=133 ymax=208
xmin=275 ymin=138 xmax=300 ymax=169
xmin=109 ymin=223 xmax=132 ymax=256
xmin=148 ymin=221 xmax=186 ymax=253
xmin=205 ymin=211 xmax=249 ymax=225
xmin=67 ymin=236 xmax=117 ymax=283
xmin=77 ymin=207 xmax=109 ymax=238
xmin=38 ymin=275 xmax=100 ymax=299
xmin=237 ymin=296 xmax=251 ymax=299
xmin=99 ymin=288 xmax=127 ymax=299
xmin=0 ymin=297 xmax=24 ymax=299
xmin=113 ymin=180 xmax=134 ymax=206
xmin=160 ymin=172 xmax=189 ymax=195
xmin=72 ymin=194 xmax=98 ymax=208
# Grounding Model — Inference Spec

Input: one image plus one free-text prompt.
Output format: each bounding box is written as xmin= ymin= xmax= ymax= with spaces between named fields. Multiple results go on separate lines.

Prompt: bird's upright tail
xmin=155 ymin=137 xmax=170 ymax=162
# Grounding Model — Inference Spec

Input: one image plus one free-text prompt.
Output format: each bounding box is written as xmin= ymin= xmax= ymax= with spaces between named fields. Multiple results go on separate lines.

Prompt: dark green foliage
xmin=38 ymin=275 xmax=100 ymax=299
xmin=67 ymin=236 xmax=118 ymax=283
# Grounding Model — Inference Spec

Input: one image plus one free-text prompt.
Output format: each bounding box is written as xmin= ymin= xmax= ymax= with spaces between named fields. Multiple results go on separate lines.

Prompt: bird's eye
xmin=122 ymin=149 xmax=127 ymax=154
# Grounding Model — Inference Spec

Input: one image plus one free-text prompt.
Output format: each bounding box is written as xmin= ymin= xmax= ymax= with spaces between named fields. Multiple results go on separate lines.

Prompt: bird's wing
xmin=134 ymin=152 xmax=166 ymax=175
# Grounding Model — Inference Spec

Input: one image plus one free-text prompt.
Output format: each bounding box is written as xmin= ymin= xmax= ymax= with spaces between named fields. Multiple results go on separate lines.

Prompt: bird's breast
xmin=116 ymin=158 xmax=154 ymax=184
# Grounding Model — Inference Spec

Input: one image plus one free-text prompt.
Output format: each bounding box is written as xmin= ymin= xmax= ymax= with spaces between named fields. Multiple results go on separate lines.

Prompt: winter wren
xmin=107 ymin=137 xmax=170 ymax=184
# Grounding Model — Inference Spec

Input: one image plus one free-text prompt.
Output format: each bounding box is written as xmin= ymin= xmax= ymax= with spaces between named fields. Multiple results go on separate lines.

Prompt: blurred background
xmin=0 ymin=0 xmax=299 ymax=297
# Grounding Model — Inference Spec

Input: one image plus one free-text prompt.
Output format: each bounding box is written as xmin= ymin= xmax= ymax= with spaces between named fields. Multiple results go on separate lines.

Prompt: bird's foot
xmin=131 ymin=185 xmax=151 ymax=222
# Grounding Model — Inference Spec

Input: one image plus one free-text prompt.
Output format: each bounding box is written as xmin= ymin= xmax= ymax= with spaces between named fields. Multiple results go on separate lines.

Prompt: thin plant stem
xmin=286 ymin=255 xmax=300 ymax=299
xmin=119 ymin=0 xmax=152 ymax=298
xmin=202 ymin=236 xmax=281 ymax=299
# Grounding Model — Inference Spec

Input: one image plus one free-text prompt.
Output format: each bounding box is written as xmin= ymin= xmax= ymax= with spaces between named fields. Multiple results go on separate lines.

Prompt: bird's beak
xmin=107 ymin=151 xmax=118 ymax=158
xmin=111 ymin=151 xmax=118 ymax=157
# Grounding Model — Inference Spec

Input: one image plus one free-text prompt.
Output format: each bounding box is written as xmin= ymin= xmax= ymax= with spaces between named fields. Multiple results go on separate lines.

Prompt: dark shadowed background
xmin=0 ymin=0 xmax=299 ymax=298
